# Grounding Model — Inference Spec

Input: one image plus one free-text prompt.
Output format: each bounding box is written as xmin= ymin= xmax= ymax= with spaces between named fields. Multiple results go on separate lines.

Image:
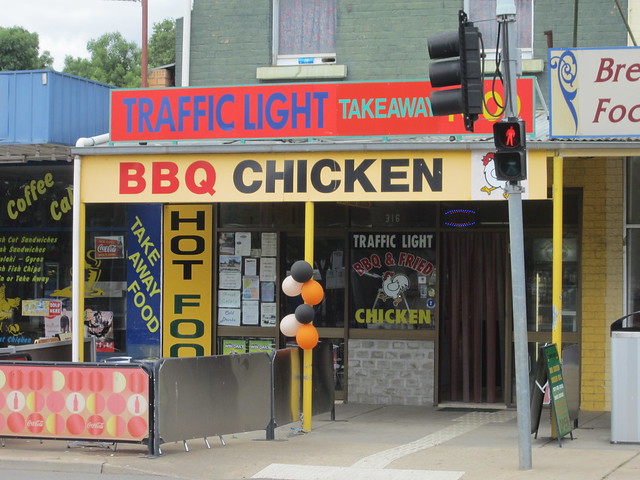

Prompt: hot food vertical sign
xmin=162 ymin=205 xmax=213 ymax=357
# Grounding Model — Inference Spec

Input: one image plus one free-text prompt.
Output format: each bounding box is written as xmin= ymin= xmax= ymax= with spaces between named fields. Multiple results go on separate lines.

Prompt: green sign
xmin=542 ymin=344 xmax=573 ymax=438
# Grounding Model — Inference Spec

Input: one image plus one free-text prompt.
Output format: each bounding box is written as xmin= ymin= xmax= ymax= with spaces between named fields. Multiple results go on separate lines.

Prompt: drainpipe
xmin=72 ymin=134 xmax=110 ymax=362
xmin=181 ymin=0 xmax=192 ymax=86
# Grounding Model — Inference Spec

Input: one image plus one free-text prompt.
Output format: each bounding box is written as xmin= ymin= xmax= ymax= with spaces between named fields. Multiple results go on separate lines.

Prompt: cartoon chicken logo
xmin=380 ymin=272 xmax=410 ymax=307
xmin=480 ymin=152 xmax=508 ymax=198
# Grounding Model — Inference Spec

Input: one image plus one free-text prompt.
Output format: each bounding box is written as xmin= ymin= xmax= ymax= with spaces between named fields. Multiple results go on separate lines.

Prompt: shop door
xmin=439 ymin=231 xmax=508 ymax=404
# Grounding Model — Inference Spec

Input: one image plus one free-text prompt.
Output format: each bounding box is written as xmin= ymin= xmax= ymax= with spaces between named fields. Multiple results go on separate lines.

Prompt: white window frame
xmin=464 ymin=0 xmax=534 ymax=59
xmin=272 ymin=0 xmax=337 ymax=66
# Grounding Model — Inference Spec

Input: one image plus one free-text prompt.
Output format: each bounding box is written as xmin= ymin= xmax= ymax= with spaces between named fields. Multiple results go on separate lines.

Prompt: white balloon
xmin=282 ymin=275 xmax=303 ymax=297
xmin=279 ymin=313 xmax=302 ymax=337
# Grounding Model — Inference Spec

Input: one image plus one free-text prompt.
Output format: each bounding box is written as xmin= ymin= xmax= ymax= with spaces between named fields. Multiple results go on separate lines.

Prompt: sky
xmin=0 ymin=0 xmax=188 ymax=71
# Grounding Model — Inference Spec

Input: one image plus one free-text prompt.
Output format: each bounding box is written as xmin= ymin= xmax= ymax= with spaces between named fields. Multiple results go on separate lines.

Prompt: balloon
xmin=291 ymin=260 xmax=313 ymax=283
xmin=282 ymin=275 xmax=303 ymax=297
xmin=296 ymin=324 xmax=319 ymax=350
xmin=301 ymin=279 xmax=324 ymax=306
xmin=294 ymin=304 xmax=315 ymax=324
xmin=280 ymin=313 xmax=301 ymax=337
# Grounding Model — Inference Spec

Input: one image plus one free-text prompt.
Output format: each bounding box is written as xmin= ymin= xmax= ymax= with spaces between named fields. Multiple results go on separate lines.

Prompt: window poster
xmin=261 ymin=303 xmax=277 ymax=327
xmin=242 ymin=300 xmax=259 ymax=325
xmin=217 ymin=232 xmax=278 ymax=328
xmin=235 ymin=232 xmax=251 ymax=256
xmin=218 ymin=308 xmax=241 ymax=326
xmin=261 ymin=232 xmax=278 ymax=257
xmin=222 ymin=338 xmax=247 ymax=354
xmin=260 ymin=257 xmax=277 ymax=282
xmin=242 ymin=276 xmax=260 ymax=300
xmin=219 ymin=289 xmax=241 ymax=308
xmin=349 ymin=233 xmax=437 ymax=330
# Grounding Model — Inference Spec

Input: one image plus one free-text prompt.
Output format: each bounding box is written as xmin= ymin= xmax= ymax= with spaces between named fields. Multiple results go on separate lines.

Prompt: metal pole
xmin=498 ymin=4 xmax=532 ymax=470
xmin=141 ymin=0 xmax=148 ymax=87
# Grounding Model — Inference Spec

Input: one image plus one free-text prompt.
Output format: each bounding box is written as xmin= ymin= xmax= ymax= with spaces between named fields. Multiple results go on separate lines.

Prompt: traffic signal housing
xmin=427 ymin=10 xmax=483 ymax=132
xmin=493 ymin=119 xmax=527 ymax=181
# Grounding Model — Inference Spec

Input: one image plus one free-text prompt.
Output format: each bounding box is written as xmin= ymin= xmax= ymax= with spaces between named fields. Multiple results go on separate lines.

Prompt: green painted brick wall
xmin=181 ymin=0 xmax=630 ymax=98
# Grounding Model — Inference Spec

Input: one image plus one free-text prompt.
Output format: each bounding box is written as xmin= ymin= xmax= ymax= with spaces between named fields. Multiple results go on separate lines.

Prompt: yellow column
xmin=552 ymin=155 xmax=563 ymax=355
xmin=302 ymin=202 xmax=314 ymax=431
xmin=551 ymin=155 xmax=563 ymax=438
xmin=78 ymin=201 xmax=86 ymax=362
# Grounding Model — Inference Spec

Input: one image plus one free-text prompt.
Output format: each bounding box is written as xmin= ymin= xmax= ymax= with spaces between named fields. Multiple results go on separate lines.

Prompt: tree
xmin=0 ymin=26 xmax=53 ymax=71
xmin=63 ymin=32 xmax=141 ymax=88
xmin=148 ymin=18 xmax=176 ymax=68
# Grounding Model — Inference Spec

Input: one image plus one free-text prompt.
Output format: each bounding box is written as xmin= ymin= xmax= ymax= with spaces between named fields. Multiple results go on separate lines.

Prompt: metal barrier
xmin=0 ymin=342 xmax=335 ymax=456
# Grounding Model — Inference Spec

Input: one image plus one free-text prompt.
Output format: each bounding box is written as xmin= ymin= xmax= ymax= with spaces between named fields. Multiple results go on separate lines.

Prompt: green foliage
xmin=63 ymin=32 xmax=141 ymax=88
xmin=148 ymin=18 xmax=176 ymax=68
xmin=0 ymin=26 xmax=53 ymax=71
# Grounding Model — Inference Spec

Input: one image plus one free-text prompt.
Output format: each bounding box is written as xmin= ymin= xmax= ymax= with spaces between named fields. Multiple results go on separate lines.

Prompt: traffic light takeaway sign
xmin=493 ymin=119 xmax=527 ymax=181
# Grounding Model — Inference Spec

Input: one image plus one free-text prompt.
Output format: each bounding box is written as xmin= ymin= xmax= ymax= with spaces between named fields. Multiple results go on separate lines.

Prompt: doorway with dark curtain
xmin=439 ymin=231 xmax=508 ymax=404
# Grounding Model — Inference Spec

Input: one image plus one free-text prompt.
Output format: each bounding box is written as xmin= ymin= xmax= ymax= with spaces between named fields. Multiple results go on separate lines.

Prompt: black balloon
xmin=290 ymin=260 xmax=313 ymax=283
xmin=294 ymin=303 xmax=315 ymax=324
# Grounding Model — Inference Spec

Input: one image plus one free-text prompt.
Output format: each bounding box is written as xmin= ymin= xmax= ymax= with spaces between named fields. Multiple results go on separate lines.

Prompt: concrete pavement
xmin=0 ymin=403 xmax=638 ymax=480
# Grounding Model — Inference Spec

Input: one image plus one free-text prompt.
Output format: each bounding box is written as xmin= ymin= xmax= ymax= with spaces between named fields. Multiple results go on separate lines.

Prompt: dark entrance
xmin=439 ymin=231 xmax=509 ymax=404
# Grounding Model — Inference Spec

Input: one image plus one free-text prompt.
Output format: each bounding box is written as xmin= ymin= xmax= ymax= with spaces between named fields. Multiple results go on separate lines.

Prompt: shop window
xmin=219 ymin=203 xmax=303 ymax=228
xmin=465 ymin=0 xmax=533 ymax=59
xmin=284 ymin=235 xmax=345 ymax=329
xmin=626 ymin=157 xmax=640 ymax=312
xmin=349 ymin=232 xmax=436 ymax=330
xmin=440 ymin=201 xmax=508 ymax=227
xmin=525 ymin=234 xmax=579 ymax=333
xmin=273 ymin=0 xmax=337 ymax=66
xmin=350 ymin=202 xmax=438 ymax=228
xmin=217 ymin=231 xmax=279 ymax=328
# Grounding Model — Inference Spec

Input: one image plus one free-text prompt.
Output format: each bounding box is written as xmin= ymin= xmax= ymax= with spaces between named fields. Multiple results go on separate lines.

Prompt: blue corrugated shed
xmin=0 ymin=70 xmax=112 ymax=146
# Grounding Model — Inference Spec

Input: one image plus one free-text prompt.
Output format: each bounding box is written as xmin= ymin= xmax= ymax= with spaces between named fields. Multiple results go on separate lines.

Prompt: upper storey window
xmin=273 ymin=0 xmax=337 ymax=65
xmin=465 ymin=0 xmax=534 ymax=59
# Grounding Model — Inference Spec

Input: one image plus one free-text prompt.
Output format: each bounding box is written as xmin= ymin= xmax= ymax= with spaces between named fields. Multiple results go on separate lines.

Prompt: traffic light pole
xmin=499 ymin=4 xmax=533 ymax=471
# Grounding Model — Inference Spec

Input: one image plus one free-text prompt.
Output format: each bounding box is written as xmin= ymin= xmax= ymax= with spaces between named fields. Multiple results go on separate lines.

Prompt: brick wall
xmin=348 ymin=339 xmax=435 ymax=405
xmin=561 ymin=156 xmax=624 ymax=411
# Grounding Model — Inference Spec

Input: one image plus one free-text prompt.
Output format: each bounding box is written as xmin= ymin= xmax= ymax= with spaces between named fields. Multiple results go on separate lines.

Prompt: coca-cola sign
xmin=94 ymin=236 xmax=124 ymax=259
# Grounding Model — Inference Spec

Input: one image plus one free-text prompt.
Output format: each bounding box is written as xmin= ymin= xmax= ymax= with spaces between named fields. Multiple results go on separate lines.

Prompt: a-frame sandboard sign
xmin=530 ymin=343 xmax=574 ymax=446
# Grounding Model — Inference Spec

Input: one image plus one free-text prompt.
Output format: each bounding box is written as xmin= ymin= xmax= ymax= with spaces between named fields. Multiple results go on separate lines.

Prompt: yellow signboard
xmin=80 ymin=150 xmax=547 ymax=203
xmin=162 ymin=204 xmax=213 ymax=357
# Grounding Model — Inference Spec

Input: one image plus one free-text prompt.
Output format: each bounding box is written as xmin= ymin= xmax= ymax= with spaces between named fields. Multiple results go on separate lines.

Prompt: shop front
xmin=72 ymin=145 xmax=549 ymax=406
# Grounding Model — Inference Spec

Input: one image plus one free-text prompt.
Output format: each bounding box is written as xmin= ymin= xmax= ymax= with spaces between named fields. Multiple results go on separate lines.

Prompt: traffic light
xmin=427 ymin=10 xmax=483 ymax=132
xmin=493 ymin=119 xmax=527 ymax=181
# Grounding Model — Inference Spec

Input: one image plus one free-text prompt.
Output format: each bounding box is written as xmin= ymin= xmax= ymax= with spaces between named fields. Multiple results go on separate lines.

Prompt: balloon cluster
xmin=280 ymin=260 xmax=324 ymax=350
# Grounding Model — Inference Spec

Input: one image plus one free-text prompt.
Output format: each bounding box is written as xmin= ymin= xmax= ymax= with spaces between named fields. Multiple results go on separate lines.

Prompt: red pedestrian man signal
xmin=493 ymin=120 xmax=527 ymax=181
xmin=505 ymin=126 xmax=516 ymax=146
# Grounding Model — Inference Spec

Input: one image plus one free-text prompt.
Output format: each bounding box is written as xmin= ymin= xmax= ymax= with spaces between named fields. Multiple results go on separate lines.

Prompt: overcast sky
xmin=1 ymin=0 xmax=188 ymax=71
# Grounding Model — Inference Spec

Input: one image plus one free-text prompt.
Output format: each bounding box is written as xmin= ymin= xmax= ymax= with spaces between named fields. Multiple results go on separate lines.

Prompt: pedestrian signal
xmin=493 ymin=120 xmax=527 ymax=181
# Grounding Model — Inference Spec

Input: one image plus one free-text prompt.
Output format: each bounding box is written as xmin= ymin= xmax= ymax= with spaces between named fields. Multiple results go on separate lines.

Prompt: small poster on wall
xmin=261 ymin=232 xmax=277 ymax=256
xmin=242 ymin=300 xmax=259 ymax=325
xmin=219 ymin=290 xmax=241 ymax=308
xmin=235 ymin=232 xmax=251 ymax=256
xmin=218 ymin=308 xmax=241 ymax=326
xmin=242 ymin=276 xmax=260 ymax=300
xmin=261 ymin=303 xmax=277 ymax=327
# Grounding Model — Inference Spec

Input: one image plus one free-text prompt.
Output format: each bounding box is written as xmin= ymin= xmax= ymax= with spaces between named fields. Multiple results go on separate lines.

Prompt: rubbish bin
xmin=611 ymin=312 xmax=640 ymax=443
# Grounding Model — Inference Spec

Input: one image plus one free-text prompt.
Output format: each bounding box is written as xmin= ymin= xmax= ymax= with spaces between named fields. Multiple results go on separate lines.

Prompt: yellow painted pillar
xmin=302 ymin=202 xmax=314 ymax=431
xmin=552 ymin=155 xmax=563 ymax=356
xmin=78 ymin=201 xmax=86 ymax=362
xmin=551 ymin=154 xmax=564 ymax=437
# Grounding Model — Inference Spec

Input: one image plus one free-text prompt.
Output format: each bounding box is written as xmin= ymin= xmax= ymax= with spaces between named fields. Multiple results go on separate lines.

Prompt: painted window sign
xmin=349 ymin=233 xmax=437 ymax=329
xmin=111 ymin=79 xmax=535 ymax=142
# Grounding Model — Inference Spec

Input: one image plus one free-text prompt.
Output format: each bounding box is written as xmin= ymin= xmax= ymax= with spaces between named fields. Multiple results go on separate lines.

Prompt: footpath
xmin=0 ymin=403 xmax=638 ymax=480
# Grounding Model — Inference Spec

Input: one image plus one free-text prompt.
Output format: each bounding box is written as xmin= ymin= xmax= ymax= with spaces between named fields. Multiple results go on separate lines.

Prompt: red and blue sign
xmin=110 ymin=79 xmax=535 ymax=142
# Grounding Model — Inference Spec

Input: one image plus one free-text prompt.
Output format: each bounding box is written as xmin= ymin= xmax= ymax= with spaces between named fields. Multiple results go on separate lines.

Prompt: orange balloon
xmin=296 ymin=324 xmax=319 ymax=350
xmin=301 ymin=279 xmax=324 ymax=305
